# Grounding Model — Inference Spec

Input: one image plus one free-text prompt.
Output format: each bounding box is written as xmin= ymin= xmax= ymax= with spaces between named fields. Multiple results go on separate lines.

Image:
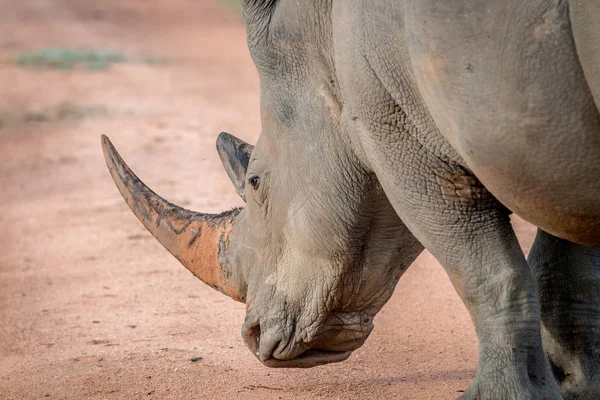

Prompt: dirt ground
xmin=0 ymin=1 xmax=539 ymax=399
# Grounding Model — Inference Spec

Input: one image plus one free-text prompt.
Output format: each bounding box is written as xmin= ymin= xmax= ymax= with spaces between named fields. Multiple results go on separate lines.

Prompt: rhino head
xmin=102 ymin=1 xmax=423 ymax=368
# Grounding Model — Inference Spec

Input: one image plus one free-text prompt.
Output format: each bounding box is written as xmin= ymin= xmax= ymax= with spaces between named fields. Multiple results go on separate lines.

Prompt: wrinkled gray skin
xmin=105 ymin=1 xmax=600 ymax=399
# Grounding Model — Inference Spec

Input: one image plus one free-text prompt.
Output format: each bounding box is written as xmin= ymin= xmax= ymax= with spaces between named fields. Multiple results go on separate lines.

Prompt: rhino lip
xmin=260 ymin=349 xmax=352 ymax=368
xmin=245 ymin=322 xmax=373 ymax=368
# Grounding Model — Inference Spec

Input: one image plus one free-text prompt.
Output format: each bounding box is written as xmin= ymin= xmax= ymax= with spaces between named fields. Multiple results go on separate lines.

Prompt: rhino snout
xmin=241 ymin=317 xmax=374 ymax=368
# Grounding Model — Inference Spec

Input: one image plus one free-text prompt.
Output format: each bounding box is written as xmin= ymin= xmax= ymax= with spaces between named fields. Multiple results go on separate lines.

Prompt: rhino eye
xmin=248 ymin=175 xmax=260 ymax=190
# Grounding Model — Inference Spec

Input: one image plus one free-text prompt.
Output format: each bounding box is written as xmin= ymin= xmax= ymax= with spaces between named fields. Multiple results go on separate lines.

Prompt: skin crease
xmin=104 ymin=0 xmax=600 ymax=398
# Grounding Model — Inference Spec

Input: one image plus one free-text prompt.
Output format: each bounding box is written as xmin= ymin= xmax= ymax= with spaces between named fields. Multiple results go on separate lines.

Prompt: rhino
xmin=102 ymin=1 xmax=600 ymax=399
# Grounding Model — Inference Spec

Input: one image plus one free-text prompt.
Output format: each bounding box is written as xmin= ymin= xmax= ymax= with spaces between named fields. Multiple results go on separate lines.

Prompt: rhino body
xmin=102 ymin=1 xmax=600 ymax=399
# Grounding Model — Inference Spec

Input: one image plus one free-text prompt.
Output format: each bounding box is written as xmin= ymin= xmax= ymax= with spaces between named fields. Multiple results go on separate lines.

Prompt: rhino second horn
xmin=101 ymin=135 xmax=245 ymax=302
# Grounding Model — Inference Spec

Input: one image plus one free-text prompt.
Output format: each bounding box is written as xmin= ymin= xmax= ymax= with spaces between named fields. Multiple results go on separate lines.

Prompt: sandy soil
xmin=0 ymin=1 xmax=539 ymax=399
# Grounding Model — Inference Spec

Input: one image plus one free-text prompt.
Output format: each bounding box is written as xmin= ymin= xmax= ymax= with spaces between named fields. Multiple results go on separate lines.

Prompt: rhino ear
xmin=216 ymin=132 xmax=254 ymax=201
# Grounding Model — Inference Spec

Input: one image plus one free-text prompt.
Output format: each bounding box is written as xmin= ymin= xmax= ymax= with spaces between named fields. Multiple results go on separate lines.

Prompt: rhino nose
xmin=241 ymin=320 xmax=275 ymax=362
xmin=241 ymin=319 xmax=368 ymax=368
xmin=242 ymin=322 xmax=288 ymax=363
xmin=241 ymin=320 xmax=260 ymax=357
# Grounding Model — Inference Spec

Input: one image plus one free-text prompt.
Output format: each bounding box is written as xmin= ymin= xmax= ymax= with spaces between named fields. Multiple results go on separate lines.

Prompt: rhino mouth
xmin=246 ymin=322 xmax=375 ymax=368
xmin=260 ymin=349 xmax=352 ymax=368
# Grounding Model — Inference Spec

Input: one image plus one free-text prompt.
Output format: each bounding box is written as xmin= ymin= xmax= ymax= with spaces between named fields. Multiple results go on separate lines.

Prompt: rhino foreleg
xmin=396 ymin=180 xmax=561 ymax=400
xmin=397 ymin=184 xmax=560 ymax=400
xmin=339 ymin=45 xmax=562 ymax=396
xmin=529 ymin=230 xmax=600 ymax=400
xmin=354 ymin=121 xmax=561 ymax=399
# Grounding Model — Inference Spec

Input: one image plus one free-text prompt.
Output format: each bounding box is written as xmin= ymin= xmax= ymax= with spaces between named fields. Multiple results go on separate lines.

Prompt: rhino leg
xmin=343 ymin=105 xmax=560 ymax=399
xmin=354 ymin=125 xmax=561 ymax=399
xmin=395 ymin=175 xmax=560 ymax=400
xmin=334 ymin=16 xmax=561 ymax=394
xmin=403 ymin=183 xmax=559 ymax=399
xmin=528 ymin=230 xmax=600 ymax=400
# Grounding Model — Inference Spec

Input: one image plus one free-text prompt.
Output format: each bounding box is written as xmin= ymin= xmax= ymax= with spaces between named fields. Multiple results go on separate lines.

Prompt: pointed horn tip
xmin=101 ymin=135 xmax=117 ymax=169
xmin=101 ymin=134 xmax=118 ymax=160
xmin=101 ymin=135 xmax=136 ymax=188
xmin=100 ymin=134 xmax=111 ymax=151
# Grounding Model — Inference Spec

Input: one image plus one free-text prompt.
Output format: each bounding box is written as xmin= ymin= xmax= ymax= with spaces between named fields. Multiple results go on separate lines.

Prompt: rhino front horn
xmin=101 ymin=135 xmax=245 ymax=302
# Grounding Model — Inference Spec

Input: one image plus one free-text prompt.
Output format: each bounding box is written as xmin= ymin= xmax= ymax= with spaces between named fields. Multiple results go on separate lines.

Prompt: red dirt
xmin=0 ymin=1 xmax=538 ymax=399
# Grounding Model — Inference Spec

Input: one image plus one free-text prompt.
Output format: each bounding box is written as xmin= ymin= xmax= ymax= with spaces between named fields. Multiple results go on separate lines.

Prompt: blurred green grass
xmin=0 ymin=101 xmax=115 ymax=130
xmin=17 ymin=48 xmax=127 ymax=70
xmin=15 ymin=48 xmax=167 ymax=71
xmin=222 ymin=0 xmax=243 ymax=12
